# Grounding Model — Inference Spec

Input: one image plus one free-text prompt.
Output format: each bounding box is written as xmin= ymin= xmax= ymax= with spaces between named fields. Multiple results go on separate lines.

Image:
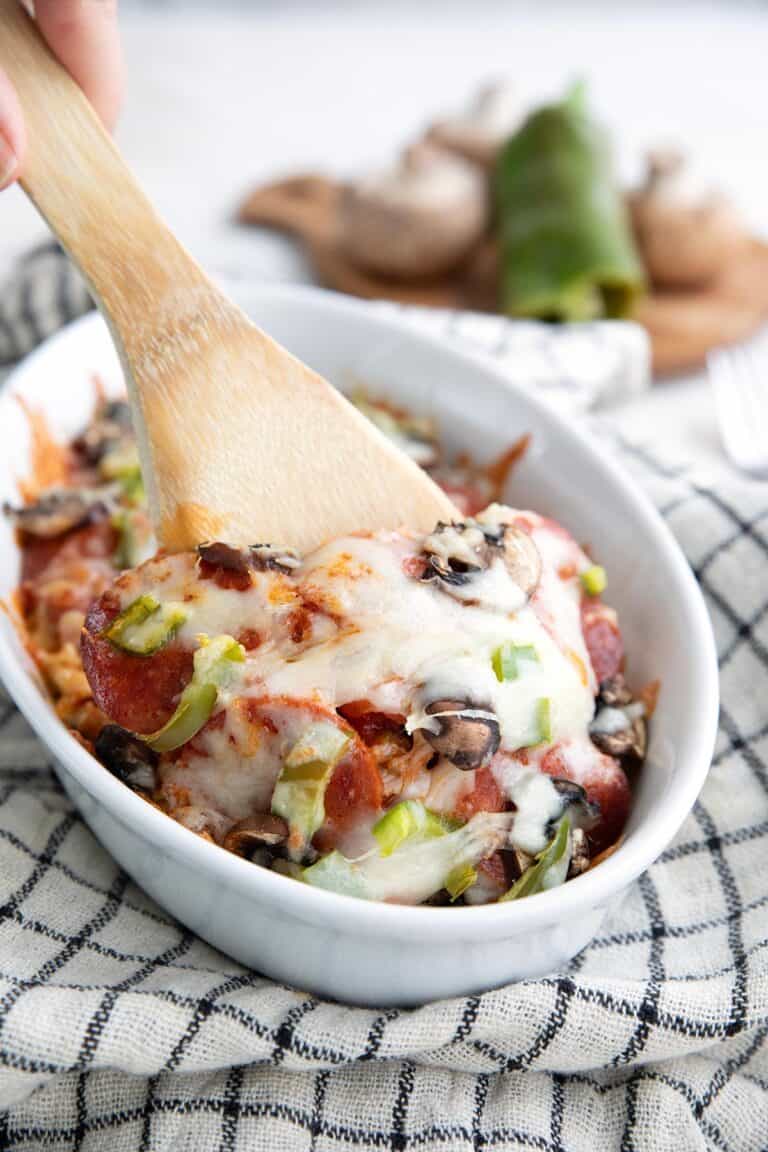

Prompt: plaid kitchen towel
xmin=0 ymin=249 xmax=767 ymax=1152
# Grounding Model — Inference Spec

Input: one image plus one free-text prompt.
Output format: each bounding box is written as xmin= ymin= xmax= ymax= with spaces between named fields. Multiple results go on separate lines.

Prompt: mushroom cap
xmin=499 ymin=525 xmax=542 ymax=601
xmin=419 ymin=517 xmax=542 ymax=609
xmin=95 ymin=724 xmax=158 ymax=793
xmin=4 ymin=488 xmax=110 ymax=539
xmin=427 ymin=80 xmax=526 ymax=168
xmin=223 ymin=814 xmax=289 ymax=858
xmin=423 ymin=698 xmax=501 ymax=770
xmin=629 ymin=150 xmax=748 ymax=289
xmin=338 ymin=142 xmax=488 ymax=279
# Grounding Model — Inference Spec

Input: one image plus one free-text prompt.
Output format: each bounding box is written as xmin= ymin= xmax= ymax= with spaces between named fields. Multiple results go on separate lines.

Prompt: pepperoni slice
xmin=81 ymin=589 xmax=193 ymax=734
xmin=454 ymin=765 xmax=506 ymax=819
xmin=21 ymin=519 xmax=116 ymax=583
xmin=581 ymin=598 xmax=624 ymax=683
xmin=239 ymin=696 xmax=383 ymax=838
xmin=338 ymin=700 xmax=406 ymax=745
xmin=324 ymin=742 xmax=383 ymax=831
xmin=540 ymin=741 xmax=630 ymax=851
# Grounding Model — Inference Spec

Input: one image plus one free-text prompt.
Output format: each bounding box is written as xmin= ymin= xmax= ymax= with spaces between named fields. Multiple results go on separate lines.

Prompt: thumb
xmin=34 ymin=0 xmax=122 ymax=130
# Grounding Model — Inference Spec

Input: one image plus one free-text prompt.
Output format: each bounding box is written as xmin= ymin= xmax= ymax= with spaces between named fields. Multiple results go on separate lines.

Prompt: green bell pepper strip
xmin=303 ymin=811 xmax=513 ymax=904
xmin=445 ymin=861 xmax=478 ymax=901
xmin=500 ymin=816 xmax=572 ymax=901
xmin=495 ymin=84 xmax=644 ymax=321
xmin=372 ymin=800 xmax=457 ymax=857
xmin=143 ymin=634 xmax=245 ymax=753
xmin=580 ymin=564 xmax=607 ymax=596
xmin=271 ymin=722 xmax=352 ymax=860
xmin=513 ymin=697 xmax=552 ymax=750
xmin=492 ymin=641 xmax=539 ymax=682
xmin=99 ymin=443 xmax=145 ymax=505
xmin=103 ymin=594 xmax=187 ymax=656
xmin=115 ymin=508 xmax=154 ymax=570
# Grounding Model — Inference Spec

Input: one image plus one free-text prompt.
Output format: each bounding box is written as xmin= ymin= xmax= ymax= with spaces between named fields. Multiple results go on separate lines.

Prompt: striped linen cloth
xmin=0 ymin=247 xmax=767 ymax=1152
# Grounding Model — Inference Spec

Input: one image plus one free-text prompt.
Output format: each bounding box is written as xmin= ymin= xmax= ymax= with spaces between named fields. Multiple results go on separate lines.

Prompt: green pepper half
xmin=495 ymin=84 xmax=643 ymax=321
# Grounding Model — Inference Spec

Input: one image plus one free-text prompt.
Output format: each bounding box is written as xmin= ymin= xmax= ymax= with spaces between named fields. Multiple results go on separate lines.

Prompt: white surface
xmin=2 ymin=0 xmax=765 ymax=464
xmin=0 ymin=288 xmax=719 ymax=1005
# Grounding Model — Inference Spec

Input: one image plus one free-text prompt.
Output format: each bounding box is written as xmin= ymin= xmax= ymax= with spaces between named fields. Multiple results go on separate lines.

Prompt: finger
xmin=0 ymin=68 xmax=25 ymax=188
xmin=34 ymin=0 xmax=122 ymax=130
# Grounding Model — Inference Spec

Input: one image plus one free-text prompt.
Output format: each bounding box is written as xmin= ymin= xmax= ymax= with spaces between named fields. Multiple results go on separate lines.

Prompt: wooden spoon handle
xmin=0 ymin=0 xmax=204 ymax=333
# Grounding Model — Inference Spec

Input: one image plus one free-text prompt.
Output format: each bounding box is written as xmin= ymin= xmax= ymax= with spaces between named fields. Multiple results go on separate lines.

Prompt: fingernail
xmin=0 ymin=132 xmax=18 ymax=189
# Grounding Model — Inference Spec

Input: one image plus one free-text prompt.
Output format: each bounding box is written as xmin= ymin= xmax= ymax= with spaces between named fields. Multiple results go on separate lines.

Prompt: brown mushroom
xmin=568 ymin=828 xmax=591 ymax=878
xmin=338 ymin=142 xmax=487 ymax=279
xmin=3 ymin=488 xmax=109 ymax=539
xmin=421 ymin=520 xmax=488 ymax=587
xmin=197 ymin=541 xmax=300 ymax=589
xmin=74 ymin=400 xmax=133 ymax=463
xmin=223 ymin=814 xmax=289 ymax=859
xmin=594 ymin=718 xmax=644 ymax=764
xmin=197 ymin=541 xmax=252 ymax=573
xmin=248 ymin=544 xmax=301 ymax=573
xmin=94 ymin=724 xmax=158 ymax=793
xmin=420 ymin=518 xmax=541 ymax=604
xmin=596 ymin=674 xmax=634 ymax=708
xmin=498 ymin=525 xmax=542 ymax=600
xmin=423 ymin=698 xmax=500 ymax=770
xmin=427 ymin=80 xmax=525 ymax=168
xmin=628 ymin=150 xmax=748 ymax=290
xmin=507 ymin=846 xmax=534 ymax=880
xmin=549 ymin=777 xmax=601 ymax=833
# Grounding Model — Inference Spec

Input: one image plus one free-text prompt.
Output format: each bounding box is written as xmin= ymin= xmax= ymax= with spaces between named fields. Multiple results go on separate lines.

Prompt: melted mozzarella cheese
xmin=130 ymin=508 xmax=601 ymax=853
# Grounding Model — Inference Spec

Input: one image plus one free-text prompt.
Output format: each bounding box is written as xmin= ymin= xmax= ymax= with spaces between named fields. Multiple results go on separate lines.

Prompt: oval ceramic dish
xmin=0 ymin=286 xmax=718 ymax=1006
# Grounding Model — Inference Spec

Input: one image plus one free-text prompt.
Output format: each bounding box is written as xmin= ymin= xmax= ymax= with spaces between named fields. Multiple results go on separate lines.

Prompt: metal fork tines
xmin=709 ymin=337 xmax=768 ymax=478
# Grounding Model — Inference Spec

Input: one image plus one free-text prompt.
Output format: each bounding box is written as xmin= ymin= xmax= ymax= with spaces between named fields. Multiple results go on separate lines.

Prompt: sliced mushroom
xmin=421 ymin=521 xmax=488 ymax=586
xmin=597 ymin=674 xmax=633 ymax=709
xmin=427 ymin=80 xmax=526 ymax=168
xmin=95 ymin=724 xmax=158 ymax=793
xmin=498 ymin=525 xmax=542 ymax=600
xmin=549 ymin=777 xmax=601 ymax=834
xmin=419 ymin=518 xmax=541 ymax=605
xmin=74 ymin=400 xmax=133 ymax=463
xmin=423 ymin=698 xmax=500 ymax=770
xmin=590 ymin=690 xmax=647 ymax=763
xmin=507 ymin=846 xmax=534 ymax=880
xmin=249 ymin=543 xmax=301 ymax=574
xmin=223 ymin=814 xmax=289 ymax=859
xmin=591 ymin=717 xmax=647 ymax=761
xmin=568 ymin=827 xmax=591 ymax=878
xmin=3 ymin=488 xmax=110 ymax=539
xmin=628 ymin=150 xmax=748 ymax=289
xmin=338 ymin=142 xmax=488 ymax=279
xmin=197 ymin=541 xmax=252 ymax=573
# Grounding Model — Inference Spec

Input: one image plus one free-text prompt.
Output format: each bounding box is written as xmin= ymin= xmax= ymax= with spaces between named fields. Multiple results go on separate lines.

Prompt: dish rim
xmin=0 ymin=288 xmax=720 ymax=942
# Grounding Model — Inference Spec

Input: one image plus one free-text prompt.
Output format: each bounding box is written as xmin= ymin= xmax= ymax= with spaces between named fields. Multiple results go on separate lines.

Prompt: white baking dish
xmin=0 ymin=286 xmax=718 ymax=1006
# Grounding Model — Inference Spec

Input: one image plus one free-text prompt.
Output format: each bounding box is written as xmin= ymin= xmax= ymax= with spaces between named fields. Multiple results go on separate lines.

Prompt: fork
xmin=709 ymin=336 xmax=768 ymax=478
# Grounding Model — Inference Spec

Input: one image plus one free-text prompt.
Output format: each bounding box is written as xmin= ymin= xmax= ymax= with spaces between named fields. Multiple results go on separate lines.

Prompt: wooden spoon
xmin=0 ymin=0 xmax=456 ymax=553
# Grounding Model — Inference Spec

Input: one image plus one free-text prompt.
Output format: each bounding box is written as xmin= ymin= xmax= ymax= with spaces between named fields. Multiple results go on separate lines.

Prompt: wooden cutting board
xmin=239 ymin=174 xmax=768 ymax=377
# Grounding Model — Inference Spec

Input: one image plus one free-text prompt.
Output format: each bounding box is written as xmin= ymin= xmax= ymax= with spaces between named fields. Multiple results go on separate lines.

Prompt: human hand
xmin=0 ymin=0 xmax=122 ymax=189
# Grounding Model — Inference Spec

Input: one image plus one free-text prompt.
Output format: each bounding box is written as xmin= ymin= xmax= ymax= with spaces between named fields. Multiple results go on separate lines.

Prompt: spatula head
xmin=122 ymin=291 xmax=457 ymax=554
